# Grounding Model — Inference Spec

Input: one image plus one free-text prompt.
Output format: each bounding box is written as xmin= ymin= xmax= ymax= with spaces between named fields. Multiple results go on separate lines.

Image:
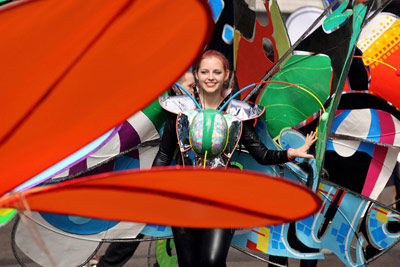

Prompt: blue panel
xmin=367 ymin=109 xmax=380 ymax=142
xmin=304 ymin=227 xmax=311 ymax=236
xmin=380 ymin=241 xmax=388 ymax=249
xmin=339 ymin=223 xmax=350 ymax=236
xmin=302 ymin=215 xmax=315 ymax=227
xmin=155 ymin=225 xmax=166 ymax=231
xmin=331 ymin=228 xmax=338 ymax=236
xmin=114 ymin=156 xmax=140 ymax=171
xmin=369 ymin=218 xmax=377 ymax=228
xmin=372 ymin=227 xmax=386 ymax=242
xmin=141 ymin=224 xmax=172 ymax=237
xmin=326 ymin=139 xmax=335 ymax=151
xmin=322 ymin=0 xmax=341 ymax=10
xmin=274 ymin=224 xmax=282 ymax=232
xmin=356 ymin=141 xmax=374 ymax=157
xmin=331 ymin=110 xmax=351 ymax=133
xmin=208 ymin=0 xmax=224 ymax=22
xmin=272 ymin=232 xmax=281 ymax=241
xmin=336 ymin=235 xmax=345 ymax=243
xmin=222 ymin=24 xmax=233 ymax=44
xmin=40 ymin=213 xmax=118 ymax=235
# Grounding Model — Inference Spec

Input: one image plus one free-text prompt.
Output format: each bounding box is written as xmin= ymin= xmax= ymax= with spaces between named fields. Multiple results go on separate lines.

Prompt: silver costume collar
xmin=159 ymin=95 xmax=264 ymax=121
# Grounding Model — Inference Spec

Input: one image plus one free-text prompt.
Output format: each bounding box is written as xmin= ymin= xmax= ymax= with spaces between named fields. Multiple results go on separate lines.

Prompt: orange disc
xmin=0 ymin=0 xmax=212 ymax=196
xmin=1 ymin=168 xmax=321 ymax=228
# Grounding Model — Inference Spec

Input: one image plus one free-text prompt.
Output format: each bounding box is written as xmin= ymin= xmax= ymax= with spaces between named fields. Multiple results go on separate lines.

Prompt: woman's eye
xmin=200 ymin=71 xmax=208 ymax=75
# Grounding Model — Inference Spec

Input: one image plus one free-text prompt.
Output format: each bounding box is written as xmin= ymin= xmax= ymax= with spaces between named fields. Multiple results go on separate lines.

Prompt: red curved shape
xmin=0 ymin=168 xmax=322 ymax=228
xmin=236 ymin=19 xmax=276 ymax=95
xmin=0 ymin=0 xmax=213 ymax=196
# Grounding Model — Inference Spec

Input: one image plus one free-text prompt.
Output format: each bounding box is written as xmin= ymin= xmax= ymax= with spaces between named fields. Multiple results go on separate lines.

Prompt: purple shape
xmin=118 ymin=121 xmax=140 ymax=160
xmin=70 ymin=160 xmax=88 ymax=175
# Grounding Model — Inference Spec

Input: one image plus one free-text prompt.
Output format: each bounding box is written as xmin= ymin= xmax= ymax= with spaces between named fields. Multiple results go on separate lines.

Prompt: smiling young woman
xmin=152 ymin=49 xmax=317 ymax=267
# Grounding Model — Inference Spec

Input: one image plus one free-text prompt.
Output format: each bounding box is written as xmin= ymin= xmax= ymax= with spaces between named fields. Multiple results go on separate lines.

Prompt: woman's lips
xmin=205 ymin=82 xmax=216 ymax=87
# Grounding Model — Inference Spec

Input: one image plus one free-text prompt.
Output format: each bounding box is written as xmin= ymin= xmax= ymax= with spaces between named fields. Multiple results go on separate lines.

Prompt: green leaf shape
xmin=258 ymin=54 xmax=332 ymax=138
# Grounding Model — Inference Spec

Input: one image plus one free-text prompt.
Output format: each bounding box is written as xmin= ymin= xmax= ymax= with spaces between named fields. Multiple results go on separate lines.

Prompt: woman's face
xmin=196 ymin=56 xmax=229 ymax=95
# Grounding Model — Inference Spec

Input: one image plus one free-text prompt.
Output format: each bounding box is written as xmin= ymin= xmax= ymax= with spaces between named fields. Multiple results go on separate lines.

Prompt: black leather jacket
xmin=152 ymin=112 xmax=291 ymax=167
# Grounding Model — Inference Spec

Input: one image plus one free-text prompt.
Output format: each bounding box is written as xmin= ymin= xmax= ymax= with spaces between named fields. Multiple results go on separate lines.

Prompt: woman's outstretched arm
xmin=241 ymin=120 xmax=317 ymax=165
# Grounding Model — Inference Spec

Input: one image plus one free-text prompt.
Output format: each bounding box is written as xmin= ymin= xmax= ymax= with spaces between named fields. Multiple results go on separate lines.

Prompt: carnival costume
xmin=152 ymin=91 xmax=293 ymax=267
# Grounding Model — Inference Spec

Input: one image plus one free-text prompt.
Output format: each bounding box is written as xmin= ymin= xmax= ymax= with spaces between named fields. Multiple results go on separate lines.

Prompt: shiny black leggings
xmin=172 ymin=227 xmax=235 ymax=267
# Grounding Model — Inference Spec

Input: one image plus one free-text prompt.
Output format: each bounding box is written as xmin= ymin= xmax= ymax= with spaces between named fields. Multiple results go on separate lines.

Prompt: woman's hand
xmin=287 ymin=131 xmax=318 ymax=159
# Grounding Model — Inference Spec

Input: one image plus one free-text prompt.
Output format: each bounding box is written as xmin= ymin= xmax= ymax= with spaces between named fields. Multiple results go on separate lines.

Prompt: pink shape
xmin=361 ymin=145 xmax=388 ymax=197
xmin=377 ymin=110 xmax=396 ymax=145
xmin=361 ymin=110 xmax=395 ymax=197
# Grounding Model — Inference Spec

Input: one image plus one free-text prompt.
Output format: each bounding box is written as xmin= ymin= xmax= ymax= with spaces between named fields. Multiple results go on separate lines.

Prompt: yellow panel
xmin=0 ymin=208 xmax=14 ymax=216
xmin=256 ymin=226 xmax=271 ymax=252
xmin=376 ymin=207 xmax=388 ymax=223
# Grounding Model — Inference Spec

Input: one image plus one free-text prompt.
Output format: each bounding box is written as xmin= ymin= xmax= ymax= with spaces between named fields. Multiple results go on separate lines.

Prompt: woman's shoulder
xmin=159 ymin=95 xmax=197 ymax=114
xmin=227 ymin=99 xmax=265 ymax=121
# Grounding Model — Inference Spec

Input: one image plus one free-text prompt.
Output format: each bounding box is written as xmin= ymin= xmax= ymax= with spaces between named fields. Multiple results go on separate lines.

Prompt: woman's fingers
xmin=289 ymin=131 xmax=318 ymax=159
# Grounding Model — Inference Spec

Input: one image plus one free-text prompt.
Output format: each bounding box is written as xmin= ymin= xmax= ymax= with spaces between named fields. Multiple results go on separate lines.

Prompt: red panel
xmin=246 ymin=240 xmax=262 ymax=252
xmin=236 ymin=19 xmax=276 ymax=94
xmin=0 ymin=168 xmax=322 ymax=228
xmin=0 ymin=0 xmax=212 ymax=195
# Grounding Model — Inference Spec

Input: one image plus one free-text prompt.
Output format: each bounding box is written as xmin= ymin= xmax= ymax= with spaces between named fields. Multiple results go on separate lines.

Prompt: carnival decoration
xmin=0 ymin=0 xmax=212 ymax=198
xmin=2 ymin=0 xmax=400 ymax=266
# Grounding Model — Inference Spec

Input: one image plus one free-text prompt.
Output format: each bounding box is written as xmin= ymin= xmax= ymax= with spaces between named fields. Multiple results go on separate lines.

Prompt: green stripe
xmin=0 ymin=209 xmax=16 ymax=225
xmin=202 ymin=109 xmax=216 ymax=156
xmin=141 ymin=92 xmax=168 ymax=132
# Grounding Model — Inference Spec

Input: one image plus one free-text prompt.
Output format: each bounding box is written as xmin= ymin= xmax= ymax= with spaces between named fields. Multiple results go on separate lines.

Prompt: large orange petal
xmin=0 ymin=0 xmax=212 ymax=196
xmin=0 ymin=168 xmax=321 ymax=228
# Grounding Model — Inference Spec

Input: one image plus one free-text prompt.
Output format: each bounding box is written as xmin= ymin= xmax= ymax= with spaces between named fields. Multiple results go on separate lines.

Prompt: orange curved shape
xmin=0 ymin=168 xmax=322 ymax=228
xmin=369 ymin=55 xmax=400 ymax=109
xmin=0 ymin=0 xmax=212 ymax=196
